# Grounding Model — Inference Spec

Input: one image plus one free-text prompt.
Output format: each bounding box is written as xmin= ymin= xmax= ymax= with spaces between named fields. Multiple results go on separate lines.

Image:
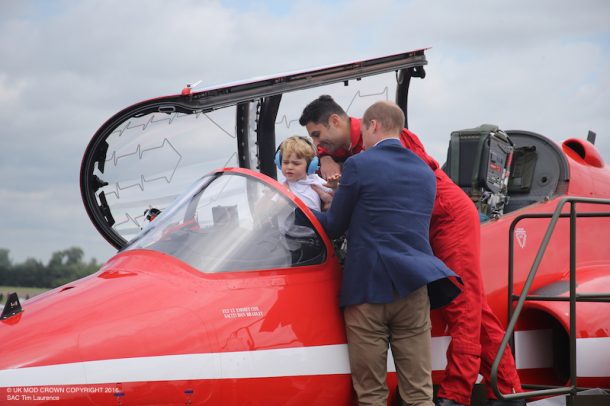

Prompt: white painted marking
xmin=515 ymin=227 xmax=527 ymax=248
xmin=387 ymin=335 xmax=451 ymax=372
xmin=430 ymin=335 xmax=451 ymax=371
xmin=0 ymin=345 xmax=347 ymax=387
xmin=0 ymin=338 xmax=452 ymax=387
xmin=515 ymin=329 xmax=554 ymax=369
xmin=577 ymin=336 xmax=610 ymax=377
xmin=514 ymin=330 xmax=610 ymax=377
xmin=1 ymin=335 xmax=607 ymax=387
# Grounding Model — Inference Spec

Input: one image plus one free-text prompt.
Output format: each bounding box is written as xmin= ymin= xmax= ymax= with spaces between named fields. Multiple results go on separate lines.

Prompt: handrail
xmin=491 ymin=196 xmax=610 ymax=402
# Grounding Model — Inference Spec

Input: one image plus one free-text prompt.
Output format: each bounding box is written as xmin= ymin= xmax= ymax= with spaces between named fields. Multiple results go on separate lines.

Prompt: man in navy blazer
xmin=313 ymin=101 xmax=458 ymax=406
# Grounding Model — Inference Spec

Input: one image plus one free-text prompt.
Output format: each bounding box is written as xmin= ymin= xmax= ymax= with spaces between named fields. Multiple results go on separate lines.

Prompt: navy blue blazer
xmin=314 ymin=138 xmax=458 ymax=307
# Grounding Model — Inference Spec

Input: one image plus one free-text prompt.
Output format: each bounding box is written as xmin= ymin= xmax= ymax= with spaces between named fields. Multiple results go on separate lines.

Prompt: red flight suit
xmin=318 ymin=118 xmax=522 ymax=404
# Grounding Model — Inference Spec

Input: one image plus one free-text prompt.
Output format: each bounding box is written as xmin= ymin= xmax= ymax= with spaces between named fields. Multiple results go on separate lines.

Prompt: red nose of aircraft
xmin=0 ymin=250 xmax=224 ymax=402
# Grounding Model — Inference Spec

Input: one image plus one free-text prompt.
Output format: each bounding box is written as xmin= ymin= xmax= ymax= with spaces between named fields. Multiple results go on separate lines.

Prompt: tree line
xmin=0 ymin=247 xmax=100 ymax=289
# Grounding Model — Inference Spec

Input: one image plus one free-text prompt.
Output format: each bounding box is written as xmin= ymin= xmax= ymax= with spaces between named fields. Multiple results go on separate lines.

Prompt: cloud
xmin=1 ymin=0 xmax=609 ymax=263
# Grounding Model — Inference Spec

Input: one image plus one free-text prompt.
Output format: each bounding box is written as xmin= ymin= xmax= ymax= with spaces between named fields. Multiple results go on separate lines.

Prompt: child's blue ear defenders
xmin=275 ymin=136 xmax=320 ymax=176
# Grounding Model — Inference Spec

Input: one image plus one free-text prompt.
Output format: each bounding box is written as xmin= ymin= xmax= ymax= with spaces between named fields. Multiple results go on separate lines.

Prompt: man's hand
xmin=320 ymin=155 xmax=341 ymax=180
xmin=312 ymin=184 xmax=334 ymax=211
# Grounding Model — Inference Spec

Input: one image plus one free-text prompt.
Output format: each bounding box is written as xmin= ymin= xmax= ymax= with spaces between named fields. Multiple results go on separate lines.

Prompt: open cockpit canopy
xmin=81 ymin=50 xmax=428 ymax=248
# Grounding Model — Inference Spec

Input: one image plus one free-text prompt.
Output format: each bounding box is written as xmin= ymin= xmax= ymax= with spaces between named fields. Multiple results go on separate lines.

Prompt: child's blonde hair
xmin=280 ymin=136 xmax=316 ymax=163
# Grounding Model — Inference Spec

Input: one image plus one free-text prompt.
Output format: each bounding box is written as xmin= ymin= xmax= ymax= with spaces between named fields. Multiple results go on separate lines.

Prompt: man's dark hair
xmin=299 ymin=95 xmax=348 ymax=126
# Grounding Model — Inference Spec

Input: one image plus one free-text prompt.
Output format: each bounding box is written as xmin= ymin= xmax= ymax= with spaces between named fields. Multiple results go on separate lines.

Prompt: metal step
xmin=528 ymin=388 xmax=609 ymax=406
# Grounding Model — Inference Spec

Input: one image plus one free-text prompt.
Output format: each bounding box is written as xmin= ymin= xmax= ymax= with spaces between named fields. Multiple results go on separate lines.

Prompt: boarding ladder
xmin=490 ymin=197 xmax=610 ymax=405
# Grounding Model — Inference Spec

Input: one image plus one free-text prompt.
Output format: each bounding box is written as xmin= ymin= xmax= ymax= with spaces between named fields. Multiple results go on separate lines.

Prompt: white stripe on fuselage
xmin=514 ymin=331 xmax=610 ymax=377
xmin=0 ymin=339 xmax=449 ymax=387
xmin=0 ymin=335 xmax=607 ymax=387
xmin=576 ymin=336 xmax=610 ymax=377
xmin=0 ymin=344 xmax=349 ymax=387
xmin=514 ymin=329 xmax=554 ymax=369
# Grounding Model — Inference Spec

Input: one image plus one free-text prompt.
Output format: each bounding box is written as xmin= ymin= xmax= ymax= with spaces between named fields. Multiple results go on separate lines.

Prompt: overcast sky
xmin=1 ymin=0 xmax=609 ymax=264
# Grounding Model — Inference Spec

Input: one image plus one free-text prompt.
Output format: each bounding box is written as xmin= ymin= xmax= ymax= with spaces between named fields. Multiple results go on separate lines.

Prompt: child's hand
xmin=325 ymin=173 xmax=341 ymax=190
xmin=312 ymin=184 xmax=334 ymax=210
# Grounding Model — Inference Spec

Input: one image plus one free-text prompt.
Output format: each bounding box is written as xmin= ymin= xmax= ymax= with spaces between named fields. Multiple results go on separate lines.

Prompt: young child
xmin=275 ymin=136 xmax=338 ymax=211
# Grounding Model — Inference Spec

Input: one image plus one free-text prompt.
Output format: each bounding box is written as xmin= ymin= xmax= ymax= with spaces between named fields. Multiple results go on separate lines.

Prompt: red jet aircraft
xmin=1 ymin=50 xmax=609 ymax=405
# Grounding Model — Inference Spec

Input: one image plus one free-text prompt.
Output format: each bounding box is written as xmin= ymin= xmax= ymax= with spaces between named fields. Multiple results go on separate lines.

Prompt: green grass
xmin=0 ymin=285 xmax=49 ymax=301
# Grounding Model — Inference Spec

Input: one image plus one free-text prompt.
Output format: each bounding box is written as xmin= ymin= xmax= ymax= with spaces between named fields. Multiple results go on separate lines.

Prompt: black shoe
xmin=435 ymin=398 xmax=465 ymax=406
xmin=487 ymin=399 xmax=526 ymax=406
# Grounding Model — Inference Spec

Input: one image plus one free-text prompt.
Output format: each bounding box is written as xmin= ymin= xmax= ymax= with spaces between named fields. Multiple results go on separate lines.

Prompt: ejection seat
xmin=443 ymin=124 xmax=514 ymax=219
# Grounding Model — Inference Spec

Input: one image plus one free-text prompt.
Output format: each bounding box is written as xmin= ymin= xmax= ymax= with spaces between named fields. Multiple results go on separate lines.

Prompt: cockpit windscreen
xmin=125 ymin=173 xmax=326 ymax=273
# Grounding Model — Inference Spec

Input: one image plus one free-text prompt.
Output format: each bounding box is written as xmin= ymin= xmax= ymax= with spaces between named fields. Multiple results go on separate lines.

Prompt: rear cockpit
xmin=443 ymin=125 xmax=570 ymax=219
xmin=505 ymin=130 xmax=570 ymax=212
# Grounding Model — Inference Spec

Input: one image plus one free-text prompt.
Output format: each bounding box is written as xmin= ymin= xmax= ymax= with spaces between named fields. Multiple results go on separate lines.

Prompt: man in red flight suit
xmin=299 ymin=95 xmax=523 ymax=406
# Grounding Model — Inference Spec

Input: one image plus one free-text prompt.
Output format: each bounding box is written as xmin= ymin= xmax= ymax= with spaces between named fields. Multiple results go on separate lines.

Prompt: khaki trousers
xmin=344 ymin=286 xmax=433 ymax=406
